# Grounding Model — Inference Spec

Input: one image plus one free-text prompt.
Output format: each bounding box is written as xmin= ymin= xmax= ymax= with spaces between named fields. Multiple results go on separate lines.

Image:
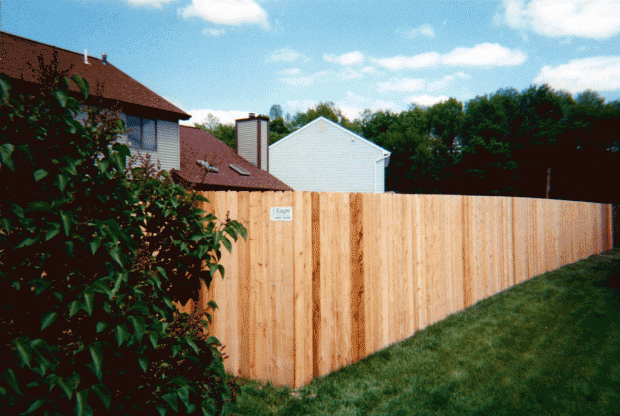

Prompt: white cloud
xmin=424 ymin=72 xmax=472 ymax=93
xmin=286 ymin=99 xmax=319 ymax=113
xmin=498 ymin=0 xmax=620 ymax=39
xmin=372 ymin=43 xmax=526 ymax=70
xmin=122 ymin=0 xmax=177 ymax=8
xmin=181 ymin=109 xmax=250 ymax=126
xmin=533 ymin=56 xmax=620 ymax=94
xmin=281 ymin=71 xmax=328 ymax=87
xmin=377 ymin=78 xmax=426 ymax=93
xmin=337 ymin=91 xmax=400 ymax=120
xmin=268 ymin=48 xmax=306 ymax=62
xmin=324 ymin=51 xmax=364 ymax=65
xmin=426 ymin=75 xmax=454 ymax=92
xmin=361 ymin=66 xmax=376 ymax=74
xmin=203 ymin=28 xmax=225 ymax=36
xmin=396 ymin=24 xmax=436 ymax=39
xmin=441 ymin=43 xmax=527 ymax=66
xmin=338 ymin=68 xmax=363 ymax=80
xmin=180 ymin=0 xmax=269 ymax=29
xmin=372 ymin=52 xmax=441 ymax=70
xmin=406 ymin=95 xmax=450 ymax=107
xmin=277 ymin=68 xmax=301 ymax=75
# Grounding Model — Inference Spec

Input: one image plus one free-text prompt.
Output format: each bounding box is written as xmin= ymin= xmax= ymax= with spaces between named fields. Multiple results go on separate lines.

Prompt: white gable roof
xmin=270 ymin=116 xmax=391 ymax=167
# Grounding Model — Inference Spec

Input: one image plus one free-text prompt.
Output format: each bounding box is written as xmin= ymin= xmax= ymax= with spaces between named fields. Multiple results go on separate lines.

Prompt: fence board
xmin=294 ymin=191 xmax=313 ymax=387
xmin=186 ymin=191 xmax=611 ymax=389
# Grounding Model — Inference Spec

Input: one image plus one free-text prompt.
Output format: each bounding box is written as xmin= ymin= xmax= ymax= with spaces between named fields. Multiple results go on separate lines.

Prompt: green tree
xmin=195 ymin=121 xmax=236 ymax=151
xmin=0 ymin=67 xmax=246 ymax=415
xmin=361 ymin=108 xmax=450 ymax=194
xmin=268 ymin=104 xmax=283 ymax=120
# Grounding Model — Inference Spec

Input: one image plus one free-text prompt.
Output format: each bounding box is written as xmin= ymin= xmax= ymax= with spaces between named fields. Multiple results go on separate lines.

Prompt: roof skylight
xmin=196 ymin=160 xmax=218 ymax=172
xmin=229 ymin=163 xmax=250 ymax=176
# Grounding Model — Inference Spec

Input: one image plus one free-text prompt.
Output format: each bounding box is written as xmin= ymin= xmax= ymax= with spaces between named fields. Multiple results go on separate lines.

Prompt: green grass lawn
xmin=226 ymin=248 xmax=620 ymax=416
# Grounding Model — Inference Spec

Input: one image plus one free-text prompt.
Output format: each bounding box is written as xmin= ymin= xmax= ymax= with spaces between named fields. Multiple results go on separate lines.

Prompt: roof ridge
xmin=1 ymin=31 xmax=105 ymax=63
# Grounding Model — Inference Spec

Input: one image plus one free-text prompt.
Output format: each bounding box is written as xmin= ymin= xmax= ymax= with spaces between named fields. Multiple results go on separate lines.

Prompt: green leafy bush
xmin=0 ymin=66 xmax=246 ymax=415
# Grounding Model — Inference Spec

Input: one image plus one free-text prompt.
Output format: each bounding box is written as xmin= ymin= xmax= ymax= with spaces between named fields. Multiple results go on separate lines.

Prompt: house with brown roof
xmin=172 ymin=124 xmax=293 ymax=192
xmin=0 ymin=31 xmax=190 ymax=172
xmin=0 ymin=31 xmax=293 ymax=192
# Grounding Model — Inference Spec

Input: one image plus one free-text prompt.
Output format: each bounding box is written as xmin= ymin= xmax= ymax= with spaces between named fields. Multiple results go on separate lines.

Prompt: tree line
xmin=196 ymin=85 xmax=620 ymax=204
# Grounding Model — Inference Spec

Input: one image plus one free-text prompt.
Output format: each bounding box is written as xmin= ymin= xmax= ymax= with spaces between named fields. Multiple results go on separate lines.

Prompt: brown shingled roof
xmin=172 ymin=125 xmax=294 ymax=192
xmin=0 ymin=31 xmax=190 ymax=121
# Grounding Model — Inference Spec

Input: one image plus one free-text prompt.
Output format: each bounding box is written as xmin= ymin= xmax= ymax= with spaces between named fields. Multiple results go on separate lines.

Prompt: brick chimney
xmin=235 ymin=113 xmax=269 ymax=171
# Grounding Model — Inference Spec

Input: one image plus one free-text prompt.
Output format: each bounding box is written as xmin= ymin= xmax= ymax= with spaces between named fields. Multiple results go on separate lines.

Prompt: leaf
xmin=0 ymin=73 xmax=12 ymax=101
xmin=33 ymin=169 xmax=48 ymax=182
xmin=170 ymin=375 xmax=189 ymax=387
xmin=88 ymin=344 xmax=103 ymax=380
xmin=13 ymin=337 xmax=32 ymax=368
xmin=55 ymin=377 xmax=73 ymax=401
xmin=97 ymin=159 xmax=110 ymax=174
xmin=109 ymin=246 xmax=123 ymax=267
xmin=0 ymin=143 xmax=14 ymax=170
xmin=71 ymin=74 xmax=90 ymax=100
xmin=89 ymin=237 xmax=101 ymax=256
xmin=90 ymin=280 xmax=111 ymax=296
xmin=206 ymin=336 xmax=220 ymax=345
xmin=207 ymin=300 xmax=218 ymax=310
xmin=44 ymin=223 xmax=62 ymax=241
xmin=218 ymin=264 xmax=225 ymax=280
xmin=1 ymin=217 xmax=10 ymax=234
xmin=128 ymin=316 xmax=146 ymax=342
xmin=163 ymin=392 xmax=179 ymax=413
xmin=193 ymin=194 xmax=210 ymax=203
xmin=138 ymin=356 xmax=148 ymax=373
xmin=69 ymin=300 xmax=81 ymax=318
xmin=60 ymin=211 xmax=72 ymax=237
xmin=16 ymin=237 xmax=38 ymax=249
xmin=149 ymin=332 xmax=159 ymax=349
xmin=40 ymin=312 xmax=58 ymax=331
xmin=184 ymin=337 xmax=199 ymax=355
xmin=54 ymin=89 xmax=68 ymax=108
xmin=221 ymin=236 xmax=232 ymax=254
xmin=83 ymin=292 xmax=94 ymax=316
xmin=96 ymin=321 xmax=108 ymax=333
xmin=110 ymin=272 xmax=125 ymax=298
xmin=177 ymin=386 xmax=189 ymax=402
xmin=75 ymin=389 xmax=88 ymax=416
xmin=115 ymin=324 xmax=129 ymax=347
xmin=26 ymin=201 xmax=52 ymax=212
xmin=90 ymin=384 xmax=110 ymax=412
xmin=5 ymin=368 xmax=23 ymax=395
xmin=171 ymin=343 xmax=182 ymax=358
xmin=57 ymin=173 xmax=69 ymax=192
xmin=225 ymin=226 xmax=238 ymax=241
xmin=19 ymin=398 xmax=44 ymax=415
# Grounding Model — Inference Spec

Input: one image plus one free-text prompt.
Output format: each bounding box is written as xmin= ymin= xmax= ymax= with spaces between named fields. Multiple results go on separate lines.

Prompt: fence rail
xmin=176 ymin=192 xmax=613 ymax=389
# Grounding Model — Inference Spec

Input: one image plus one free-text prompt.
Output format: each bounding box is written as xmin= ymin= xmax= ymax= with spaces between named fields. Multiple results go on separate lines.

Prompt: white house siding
xmin=115 ymin=114 xmax=180 ymax=172
xmin=269 ymin=118 xmax=388 ymax=193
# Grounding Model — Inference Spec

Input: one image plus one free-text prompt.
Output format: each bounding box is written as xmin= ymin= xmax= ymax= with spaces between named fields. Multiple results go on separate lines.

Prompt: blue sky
xmin=4 ymin=0 xmax=620 ymax=125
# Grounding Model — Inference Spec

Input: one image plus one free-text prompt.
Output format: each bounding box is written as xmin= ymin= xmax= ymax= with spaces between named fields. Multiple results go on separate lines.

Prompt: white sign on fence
xmin=270 ymin=207 xmax=293 ymax=221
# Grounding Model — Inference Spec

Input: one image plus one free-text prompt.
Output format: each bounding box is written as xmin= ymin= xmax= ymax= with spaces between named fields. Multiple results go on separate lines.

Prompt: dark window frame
xmin=126 ymin=115 xmax=157 ymax=151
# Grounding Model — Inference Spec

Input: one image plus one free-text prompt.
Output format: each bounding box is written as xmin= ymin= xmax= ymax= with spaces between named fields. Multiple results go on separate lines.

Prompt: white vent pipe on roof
xmin=84 ymin=49 xmax=89 ymax=64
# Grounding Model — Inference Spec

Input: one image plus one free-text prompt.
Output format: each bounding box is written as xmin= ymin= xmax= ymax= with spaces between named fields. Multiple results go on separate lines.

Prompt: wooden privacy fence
xmin=176 ymin=192 xmax=613 ymax=389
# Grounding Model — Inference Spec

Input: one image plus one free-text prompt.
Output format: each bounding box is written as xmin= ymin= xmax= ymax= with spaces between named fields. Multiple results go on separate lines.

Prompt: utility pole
xmin=546 ymin=167 xmax=551 ymax=199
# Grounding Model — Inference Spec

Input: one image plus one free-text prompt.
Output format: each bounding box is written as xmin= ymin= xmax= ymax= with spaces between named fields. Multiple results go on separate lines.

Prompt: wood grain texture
xmin=191 ymin=192 xmax=610 ymax=389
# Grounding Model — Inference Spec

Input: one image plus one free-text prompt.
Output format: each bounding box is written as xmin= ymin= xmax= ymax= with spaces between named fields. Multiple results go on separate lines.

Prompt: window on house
xmin=126 ymin=115 xmax=157 ymax=150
